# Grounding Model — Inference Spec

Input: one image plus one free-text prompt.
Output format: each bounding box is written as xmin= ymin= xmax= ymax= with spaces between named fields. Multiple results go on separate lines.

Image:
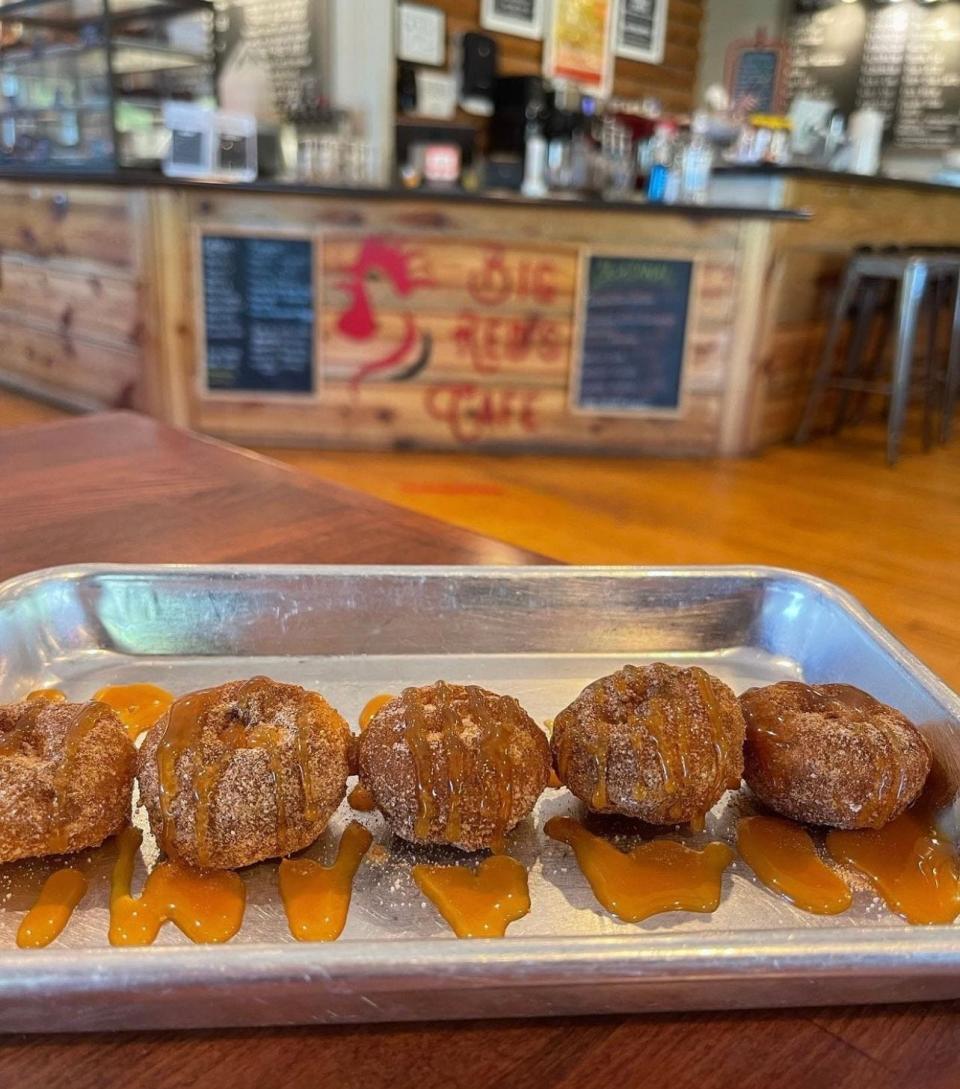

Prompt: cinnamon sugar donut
xmin=551 ymin=663 xmax=746 ymax=824
xmin=740 ymin=681 xmax=931 ymax=829
xmin=357 ymin=682 xmax=550 ymax=852
xmin=137 ymin=677 xmax=351 ymax=870
xmin=0 ymin=700 xmax=135 ymax=863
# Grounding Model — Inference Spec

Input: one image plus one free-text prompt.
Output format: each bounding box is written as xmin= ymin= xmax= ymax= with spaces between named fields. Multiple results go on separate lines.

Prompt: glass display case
xmin=0 ymin=0 xmax=217 ymax=169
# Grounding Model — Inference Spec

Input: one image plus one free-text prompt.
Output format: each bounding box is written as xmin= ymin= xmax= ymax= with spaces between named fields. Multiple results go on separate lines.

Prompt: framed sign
xmin=481 ymin=0 xmax=544 ymax=40
xmin=396 ymin=2 xmax=446 ymax=66
xmin=199 ymin=233 xmax=316 ymax=395
xmin=571 ymin=253 xmax=693 ymax=415
xmin=544 ymin=0 xmax=617 ymax=98
xmin=616 ymin=0 xmax=667 ymax=65
xmin=725 ymin=32 xmax=788 ymax=113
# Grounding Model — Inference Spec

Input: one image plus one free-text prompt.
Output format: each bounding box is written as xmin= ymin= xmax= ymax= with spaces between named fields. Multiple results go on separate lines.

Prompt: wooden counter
xmin=0 ymin=171 xmax=954 ymax=456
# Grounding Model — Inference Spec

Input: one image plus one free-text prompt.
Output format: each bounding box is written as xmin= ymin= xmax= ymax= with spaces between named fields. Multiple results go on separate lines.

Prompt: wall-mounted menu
xmin=202 ymin=235 xmax=315 ymax=394
xmin=894 ymin=3 xmax=960 ymax=147
xmin=573 ymin=256 xmax=691 ymax=414
xmin=218 ymin=0 xmax=325 ymax=121
xmin=856 ymin=3 xmax=909 ymax=126
xmin=788 ymin=2 xmax=866 ymax=119
xmin=788 ymin=0 xmax=960 ymax=148
xmin=731 ymin=48 xmax=782 ymax=113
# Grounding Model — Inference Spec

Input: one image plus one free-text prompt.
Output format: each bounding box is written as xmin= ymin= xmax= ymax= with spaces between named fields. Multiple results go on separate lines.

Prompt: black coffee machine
xmin=486 ymin=76 xmax=553 ymax=190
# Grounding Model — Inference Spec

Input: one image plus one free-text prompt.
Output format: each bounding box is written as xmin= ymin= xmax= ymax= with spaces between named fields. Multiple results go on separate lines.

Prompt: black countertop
xmin=716 ymin=163 xmax=960 ymax=196
xmin=0 ymin=167 xmax=810 ymax=219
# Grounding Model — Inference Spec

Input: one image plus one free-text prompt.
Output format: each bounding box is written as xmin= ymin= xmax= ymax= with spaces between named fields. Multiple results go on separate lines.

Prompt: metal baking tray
xmin=0 ymin=563 xmax=959 ymax=1033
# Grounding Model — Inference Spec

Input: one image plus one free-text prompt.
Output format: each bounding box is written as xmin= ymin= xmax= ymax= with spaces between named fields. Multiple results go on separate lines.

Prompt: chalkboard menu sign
xmin=201 ymin=234 xmax=315 ymax=394
xmin=218 ymin=0 xmax=320 ymax=120
xmin=894 ymin=3 xmax=960 ymax=148
xmin=573 ymin=256 xmax=692 ymax=414
xmin=856 ymin=4 xmax=909 ymax=129
xmin=731 ymin=48 xmax=781 ymax=112
xmin=788 ymin=0 xmax=960 ymax=148
xmin=788 ymin=2 xmax=866 ymax=120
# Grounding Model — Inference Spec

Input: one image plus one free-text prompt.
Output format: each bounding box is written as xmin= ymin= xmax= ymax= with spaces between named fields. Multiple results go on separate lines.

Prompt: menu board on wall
xmin=788 ymin=2 xmax=866 ymax=120
xmin=731 ymin=48 xmax=782 ymax=112
xmin=218 ymin=0 xmax=325 ymax=121
xmin=856 ymin=3 xmax=909 ymax=126
xmin=201 ymin=235 xmax=315 ymax=394
xmin=894 ymin=3 xmax=960 ymax=147
xmin=572 ymin=255 xmax=692 ymax=414
xmin=788 ymin=0 xmax=960 ymax=147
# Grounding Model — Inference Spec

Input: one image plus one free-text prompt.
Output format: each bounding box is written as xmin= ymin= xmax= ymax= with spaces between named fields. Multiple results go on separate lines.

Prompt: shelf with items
xmin=0 ymin=0 xmax=217 ymax=170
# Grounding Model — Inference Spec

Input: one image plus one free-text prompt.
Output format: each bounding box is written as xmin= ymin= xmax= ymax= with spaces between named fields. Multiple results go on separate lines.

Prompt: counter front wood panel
xmin=0 ymin=182 xmax=135 ymax=269
xmin=0 ymin=182 xmax=148 ymax=413
xmin=179 ymin=190 xmax=762 ymax=454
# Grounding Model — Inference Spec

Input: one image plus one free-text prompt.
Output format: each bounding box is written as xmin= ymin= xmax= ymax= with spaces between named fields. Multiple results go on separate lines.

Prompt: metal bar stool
xmin=939 ymin=268 xmax=960 ymax=443
xmin=795 ymin=250 xmax=960 ymax=464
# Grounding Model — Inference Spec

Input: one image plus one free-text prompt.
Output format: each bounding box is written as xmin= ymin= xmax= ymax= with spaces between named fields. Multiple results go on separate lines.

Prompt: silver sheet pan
xmin=0 ymin=564 xmax=958 ymax=1032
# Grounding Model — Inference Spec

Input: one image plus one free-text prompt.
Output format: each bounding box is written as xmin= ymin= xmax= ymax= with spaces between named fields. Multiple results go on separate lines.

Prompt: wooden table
xmin=0 ymin=412 xmax=958 ymax=1089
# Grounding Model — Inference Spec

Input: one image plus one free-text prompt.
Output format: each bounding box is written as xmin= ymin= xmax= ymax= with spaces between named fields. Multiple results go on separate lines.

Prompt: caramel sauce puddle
xmin=109 ymin=827 xmax=246 ymax=945
xmin=738 ymin=815 xmax=852 ymax=915
xmin=17 ymin=869 xmax=88 ymax=948
xmin=545 ymin=816 xmax=733 ymax=923
xmin=93 ymin=683 xmax=174 ymax=741
xmin=412 ymin=855 xmax=530 ymax=938
xmin=827 ymin=799 xmax=960 ymax=925
xmin=348 ymin=784 xmax=377 ymax=812
xmin=359 ymin=694 xmax=394 ymax=731
xmin=25 ymin=689 xmax=67 ymax=702
xmin=278 ymin=821 xmax=373 ymax=941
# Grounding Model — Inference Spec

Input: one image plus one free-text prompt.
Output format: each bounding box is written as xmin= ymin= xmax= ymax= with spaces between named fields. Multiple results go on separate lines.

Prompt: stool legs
xmin=795 ymin=264 xmax=860 ymax=444
xmin=922 ymin=278 xmax=942 ymax=452
xmin=832 ymin=280 xmax=879 ymax=433
xmin=942 ymin=273 xmax=960 ymax=443
xmin=887 ymin=260 xmax=927 ymax=466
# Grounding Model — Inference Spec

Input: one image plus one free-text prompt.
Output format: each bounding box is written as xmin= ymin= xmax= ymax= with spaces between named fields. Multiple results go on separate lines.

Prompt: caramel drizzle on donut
xmin=1 ymin=701 xmax=109 ymax=855
xmin=50 ymin=704 xmax=107 ymax=854
xmin=755 ymin=685 xmax=915 ymax=828
xmin=294 ymin=699 xmax=319 ymax=825
xmin=557 ymin=667 xmax=733 ymax=823
xmin=822 ymin=689 xmax=912 ymax=824
xmin=156 ymin=686 xmax=221 ymax=863
xmin=693 ymin=668 xmax=739 ymax=796
xmin=402 ymin=683 xmax=524 ymax=848
xmin=590 ymin=680 xmax=610 ymax=810
xmin=475 ymin=689 xmax=520 ymax=852
xmin=155 ymin=677 xmax=316 ymax=865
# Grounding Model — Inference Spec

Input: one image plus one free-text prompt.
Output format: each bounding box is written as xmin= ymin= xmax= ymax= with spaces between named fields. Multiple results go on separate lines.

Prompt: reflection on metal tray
xmin=0 ymin=564 xmax=958 ymax=1032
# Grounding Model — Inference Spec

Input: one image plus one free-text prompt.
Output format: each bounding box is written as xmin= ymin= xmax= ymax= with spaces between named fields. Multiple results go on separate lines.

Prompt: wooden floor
xmin=2 ymin=388 xmax=958 ymax=690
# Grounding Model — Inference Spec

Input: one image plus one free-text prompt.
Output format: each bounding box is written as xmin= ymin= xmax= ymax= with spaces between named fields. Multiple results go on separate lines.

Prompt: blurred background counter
xmin=0 ymin=174 xmax=812 ymax=456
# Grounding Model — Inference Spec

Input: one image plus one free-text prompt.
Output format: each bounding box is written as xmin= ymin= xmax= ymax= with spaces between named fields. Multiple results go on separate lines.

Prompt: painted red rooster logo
xmin=336 ymin=239 xmax=434 ymax=390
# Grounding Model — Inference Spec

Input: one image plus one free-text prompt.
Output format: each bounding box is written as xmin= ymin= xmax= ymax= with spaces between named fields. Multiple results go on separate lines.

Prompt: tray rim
xmin=1 ymin=562 xmax=959 ymax=991
xmin=1 ymin=560 xmax=958 ymax=716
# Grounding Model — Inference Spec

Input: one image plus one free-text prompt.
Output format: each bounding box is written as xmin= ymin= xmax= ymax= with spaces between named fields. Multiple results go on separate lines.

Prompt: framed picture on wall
xmin=480 ymin=0 xmax=544 ymax=40
xmin=615 ymin=0 xmax=667 ymax=66
xmin=544 ymin=0 xmax=617 ymax=98
xmin=396 ymin=2 xmax=446 ymax=66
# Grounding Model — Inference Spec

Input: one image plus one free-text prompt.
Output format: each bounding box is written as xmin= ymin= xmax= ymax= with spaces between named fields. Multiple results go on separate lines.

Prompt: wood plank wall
xmin=0 ymin=181 xmax=146 ymax=411
xmin=428 ymin=0 xmax=702 ymax=114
